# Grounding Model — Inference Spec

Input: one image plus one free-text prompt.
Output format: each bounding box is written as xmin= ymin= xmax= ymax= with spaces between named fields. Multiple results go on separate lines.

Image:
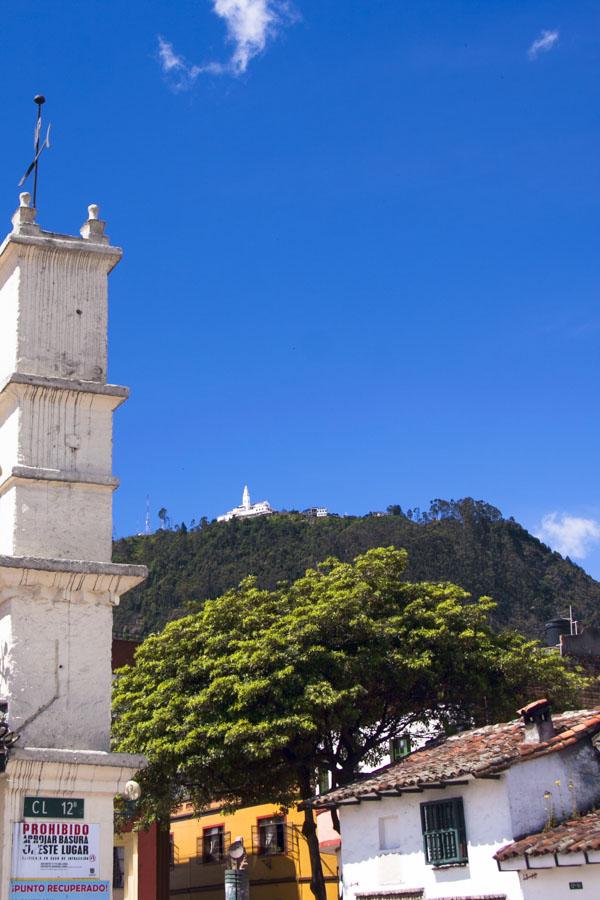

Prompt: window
xmin=378 ymin=815 xmax=400 ymax=851
xmin=200 ymin=825 xmax=226 ymax=863
xmin=257 ymin=816 xmax=286 ymax=855
xmin=390 ymin=735 xmax=411 ymax=762
xmin=112 ymin=846 xmax=125 ymax=888
xmin=420 ymin=798 xmax=467 ymax=866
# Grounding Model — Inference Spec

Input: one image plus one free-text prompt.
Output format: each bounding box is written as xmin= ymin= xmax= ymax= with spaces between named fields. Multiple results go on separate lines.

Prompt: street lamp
xmin=225 ymin=836 xmax=249 ymax=900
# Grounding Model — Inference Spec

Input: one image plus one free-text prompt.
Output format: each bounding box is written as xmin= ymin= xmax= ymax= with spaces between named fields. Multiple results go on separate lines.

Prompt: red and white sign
xmin=12 ymin=822 xmax=100 ymax=879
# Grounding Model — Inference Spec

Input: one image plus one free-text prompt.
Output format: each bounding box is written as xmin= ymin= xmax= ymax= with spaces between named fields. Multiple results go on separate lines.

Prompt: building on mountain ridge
xmin=217 ymin=485 xmax=275 ymax=522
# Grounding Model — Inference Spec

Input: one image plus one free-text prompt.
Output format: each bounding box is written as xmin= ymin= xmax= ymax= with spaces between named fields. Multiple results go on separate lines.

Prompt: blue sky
xmin=2 ymin=1 xmax=600 ymax=580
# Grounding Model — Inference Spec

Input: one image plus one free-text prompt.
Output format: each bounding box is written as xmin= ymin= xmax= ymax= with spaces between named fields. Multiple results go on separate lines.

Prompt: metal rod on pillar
xmin=32 ymin=95 xmax=44 ymax=209
xmin=18 ymin=95 xmax=52 ymax=209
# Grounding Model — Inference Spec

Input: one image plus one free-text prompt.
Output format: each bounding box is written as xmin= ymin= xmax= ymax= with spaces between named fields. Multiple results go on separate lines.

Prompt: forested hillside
xmin=112 ymin=498 xmax=600 ymax=639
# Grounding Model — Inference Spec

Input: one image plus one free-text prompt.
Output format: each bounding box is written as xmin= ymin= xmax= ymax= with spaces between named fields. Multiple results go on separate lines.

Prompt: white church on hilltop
xmin=217 ymin=486 xmax=275 ymax=522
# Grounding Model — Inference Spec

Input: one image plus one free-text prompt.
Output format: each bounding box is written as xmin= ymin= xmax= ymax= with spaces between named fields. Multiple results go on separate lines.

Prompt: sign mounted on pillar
xmin=24 ymin=797 xmax=85 ymax=819
xmin=10 ymin=881 xmax=110 ymax=898
xmin=11 ymin=822 xmax=100 ymax=879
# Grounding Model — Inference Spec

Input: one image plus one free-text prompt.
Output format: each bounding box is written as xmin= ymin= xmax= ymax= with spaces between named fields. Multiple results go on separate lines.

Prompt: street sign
xmin=23 ymin=797 xmax=84 ymax=819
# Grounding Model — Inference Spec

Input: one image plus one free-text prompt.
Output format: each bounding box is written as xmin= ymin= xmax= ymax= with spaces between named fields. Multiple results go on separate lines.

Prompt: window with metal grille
xmin=199 ymin=825 xmax=228 ymax=863
xmin=256 ymin=816 xmax=286 ymax=855
xmin=389 ymin=735 xmax=411 ymax=762
xmin=420 ymin=798 xmax=467 ymax=866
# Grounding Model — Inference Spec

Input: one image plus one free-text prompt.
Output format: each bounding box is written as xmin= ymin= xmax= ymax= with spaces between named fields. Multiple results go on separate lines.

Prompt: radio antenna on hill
xmin=144 ymin=495 xmax=151 ymax=536
xmin=18 ymin=95 xmax=52 ymax=209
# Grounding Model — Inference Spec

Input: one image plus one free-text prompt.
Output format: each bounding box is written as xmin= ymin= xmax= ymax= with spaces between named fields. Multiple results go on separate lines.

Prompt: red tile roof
xmin=315 ymin=708 xmax=600 ymax=806
xmin=495 ymin=808 xmax=600 ymax=860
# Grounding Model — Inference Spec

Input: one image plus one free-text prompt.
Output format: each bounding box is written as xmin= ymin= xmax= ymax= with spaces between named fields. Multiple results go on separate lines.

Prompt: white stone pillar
xmin=0 ymin=194 xmax=147 ymax=900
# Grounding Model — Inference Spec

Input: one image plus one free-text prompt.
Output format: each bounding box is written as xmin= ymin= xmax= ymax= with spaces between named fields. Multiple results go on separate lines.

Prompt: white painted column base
xmin=0 ymin=747 xmax=145 ymax=900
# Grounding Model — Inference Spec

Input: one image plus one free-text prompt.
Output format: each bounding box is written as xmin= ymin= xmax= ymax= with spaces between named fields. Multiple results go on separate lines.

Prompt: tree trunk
xmin=330 ymin=806 xmax=341 ymax=835
xmin=330 ymin=760 xmax=359 ymax=834
xmin=301 ymin=802 xmax=328 ymax=900
xmin=299 ymin=771 xmax=328 ymax=900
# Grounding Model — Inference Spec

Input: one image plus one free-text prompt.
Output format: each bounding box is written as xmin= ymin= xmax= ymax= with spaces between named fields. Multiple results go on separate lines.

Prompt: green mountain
xmin=112 ymin=498 xmax=600 ymax=640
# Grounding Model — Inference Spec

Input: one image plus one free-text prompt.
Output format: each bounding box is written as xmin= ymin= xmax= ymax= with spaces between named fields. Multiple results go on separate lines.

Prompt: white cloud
xmin=528 ymin=29 xmax=559 ymax=60
xmin=157 ymin=37 xmax=201 ymax=91
xmin=536 ymin=513 xmax=600 ymax=560
xmin=214 ymin=0 xmax=286 ymax=74
xmin=158 ymin=0 xmax=296 ymax=90
xmin=158 ymin=37 xmax=185 ymax=73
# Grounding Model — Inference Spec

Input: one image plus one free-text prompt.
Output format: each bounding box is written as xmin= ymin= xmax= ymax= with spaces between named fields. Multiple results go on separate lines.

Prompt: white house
xmin=313 ymin=700 xmax=600 ymax=900
xmin=495 ymin=808 xmax=600 ymax=899
xmin=217 ymin=485 xmax=274 ymax=522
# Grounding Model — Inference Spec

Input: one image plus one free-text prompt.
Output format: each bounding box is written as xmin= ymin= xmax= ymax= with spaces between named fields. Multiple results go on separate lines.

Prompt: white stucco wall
xmin=0 ymin=481 xmax=114 ymax=561
xmin=0 ymin=385 xmax=118 ymax=478
xmin=6 ymin=243 xmax=115 ymax=383
xmin=0 ymin=224 xmax=124 ymax=565
xmin=516 ymin=864 xmax=600 ymax=900
xmin=340 ymin=779 xmax=522 ymax=900
xmin=505 ymin=743 xmax=600 ymax=838
xmin=0 ymin=490 xmax=16 ymax=558
xmin=0 ymin=584 xmax=114 ymax=750
xmin=0 ymin=205 xmax=146 ymax=900
xmin=0 ymin=263 xmax=19 ymax=383
xmin=0 ymin=403 xmax=18 ymax=483
xmin=0 ymin=752 xmax=143 ymax=900
xmin=339 ymin=742 xmax=600 ymax=900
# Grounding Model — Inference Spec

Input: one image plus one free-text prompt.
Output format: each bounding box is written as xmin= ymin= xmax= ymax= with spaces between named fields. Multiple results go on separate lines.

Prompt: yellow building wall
xmin=170 ymin=802 xmax=339 ymax=900
xmin=114 ymin=831 xmax=139 ymax=900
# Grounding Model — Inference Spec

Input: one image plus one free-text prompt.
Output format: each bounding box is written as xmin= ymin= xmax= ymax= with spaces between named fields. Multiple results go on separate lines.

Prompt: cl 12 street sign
xmin=23 ymin=798 xmax=84 ymax=819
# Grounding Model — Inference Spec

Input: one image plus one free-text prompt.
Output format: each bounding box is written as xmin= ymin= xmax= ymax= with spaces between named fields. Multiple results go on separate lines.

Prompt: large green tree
xmin=113 ymin=547 xmax=583 ymax=900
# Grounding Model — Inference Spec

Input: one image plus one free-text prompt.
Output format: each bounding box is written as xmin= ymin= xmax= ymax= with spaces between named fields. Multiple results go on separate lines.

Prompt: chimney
xmin=544 ymin=617 xmax=571 ymax=648
xmin=518 ymin=699 xmax=555 ymax=744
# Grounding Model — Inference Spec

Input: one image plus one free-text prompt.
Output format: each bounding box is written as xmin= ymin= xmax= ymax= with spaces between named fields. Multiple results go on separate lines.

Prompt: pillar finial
xmin=80 ymin=203 xmax=108 ymax=243
xmin=11 ymin=192 xmax=39 ymax=235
